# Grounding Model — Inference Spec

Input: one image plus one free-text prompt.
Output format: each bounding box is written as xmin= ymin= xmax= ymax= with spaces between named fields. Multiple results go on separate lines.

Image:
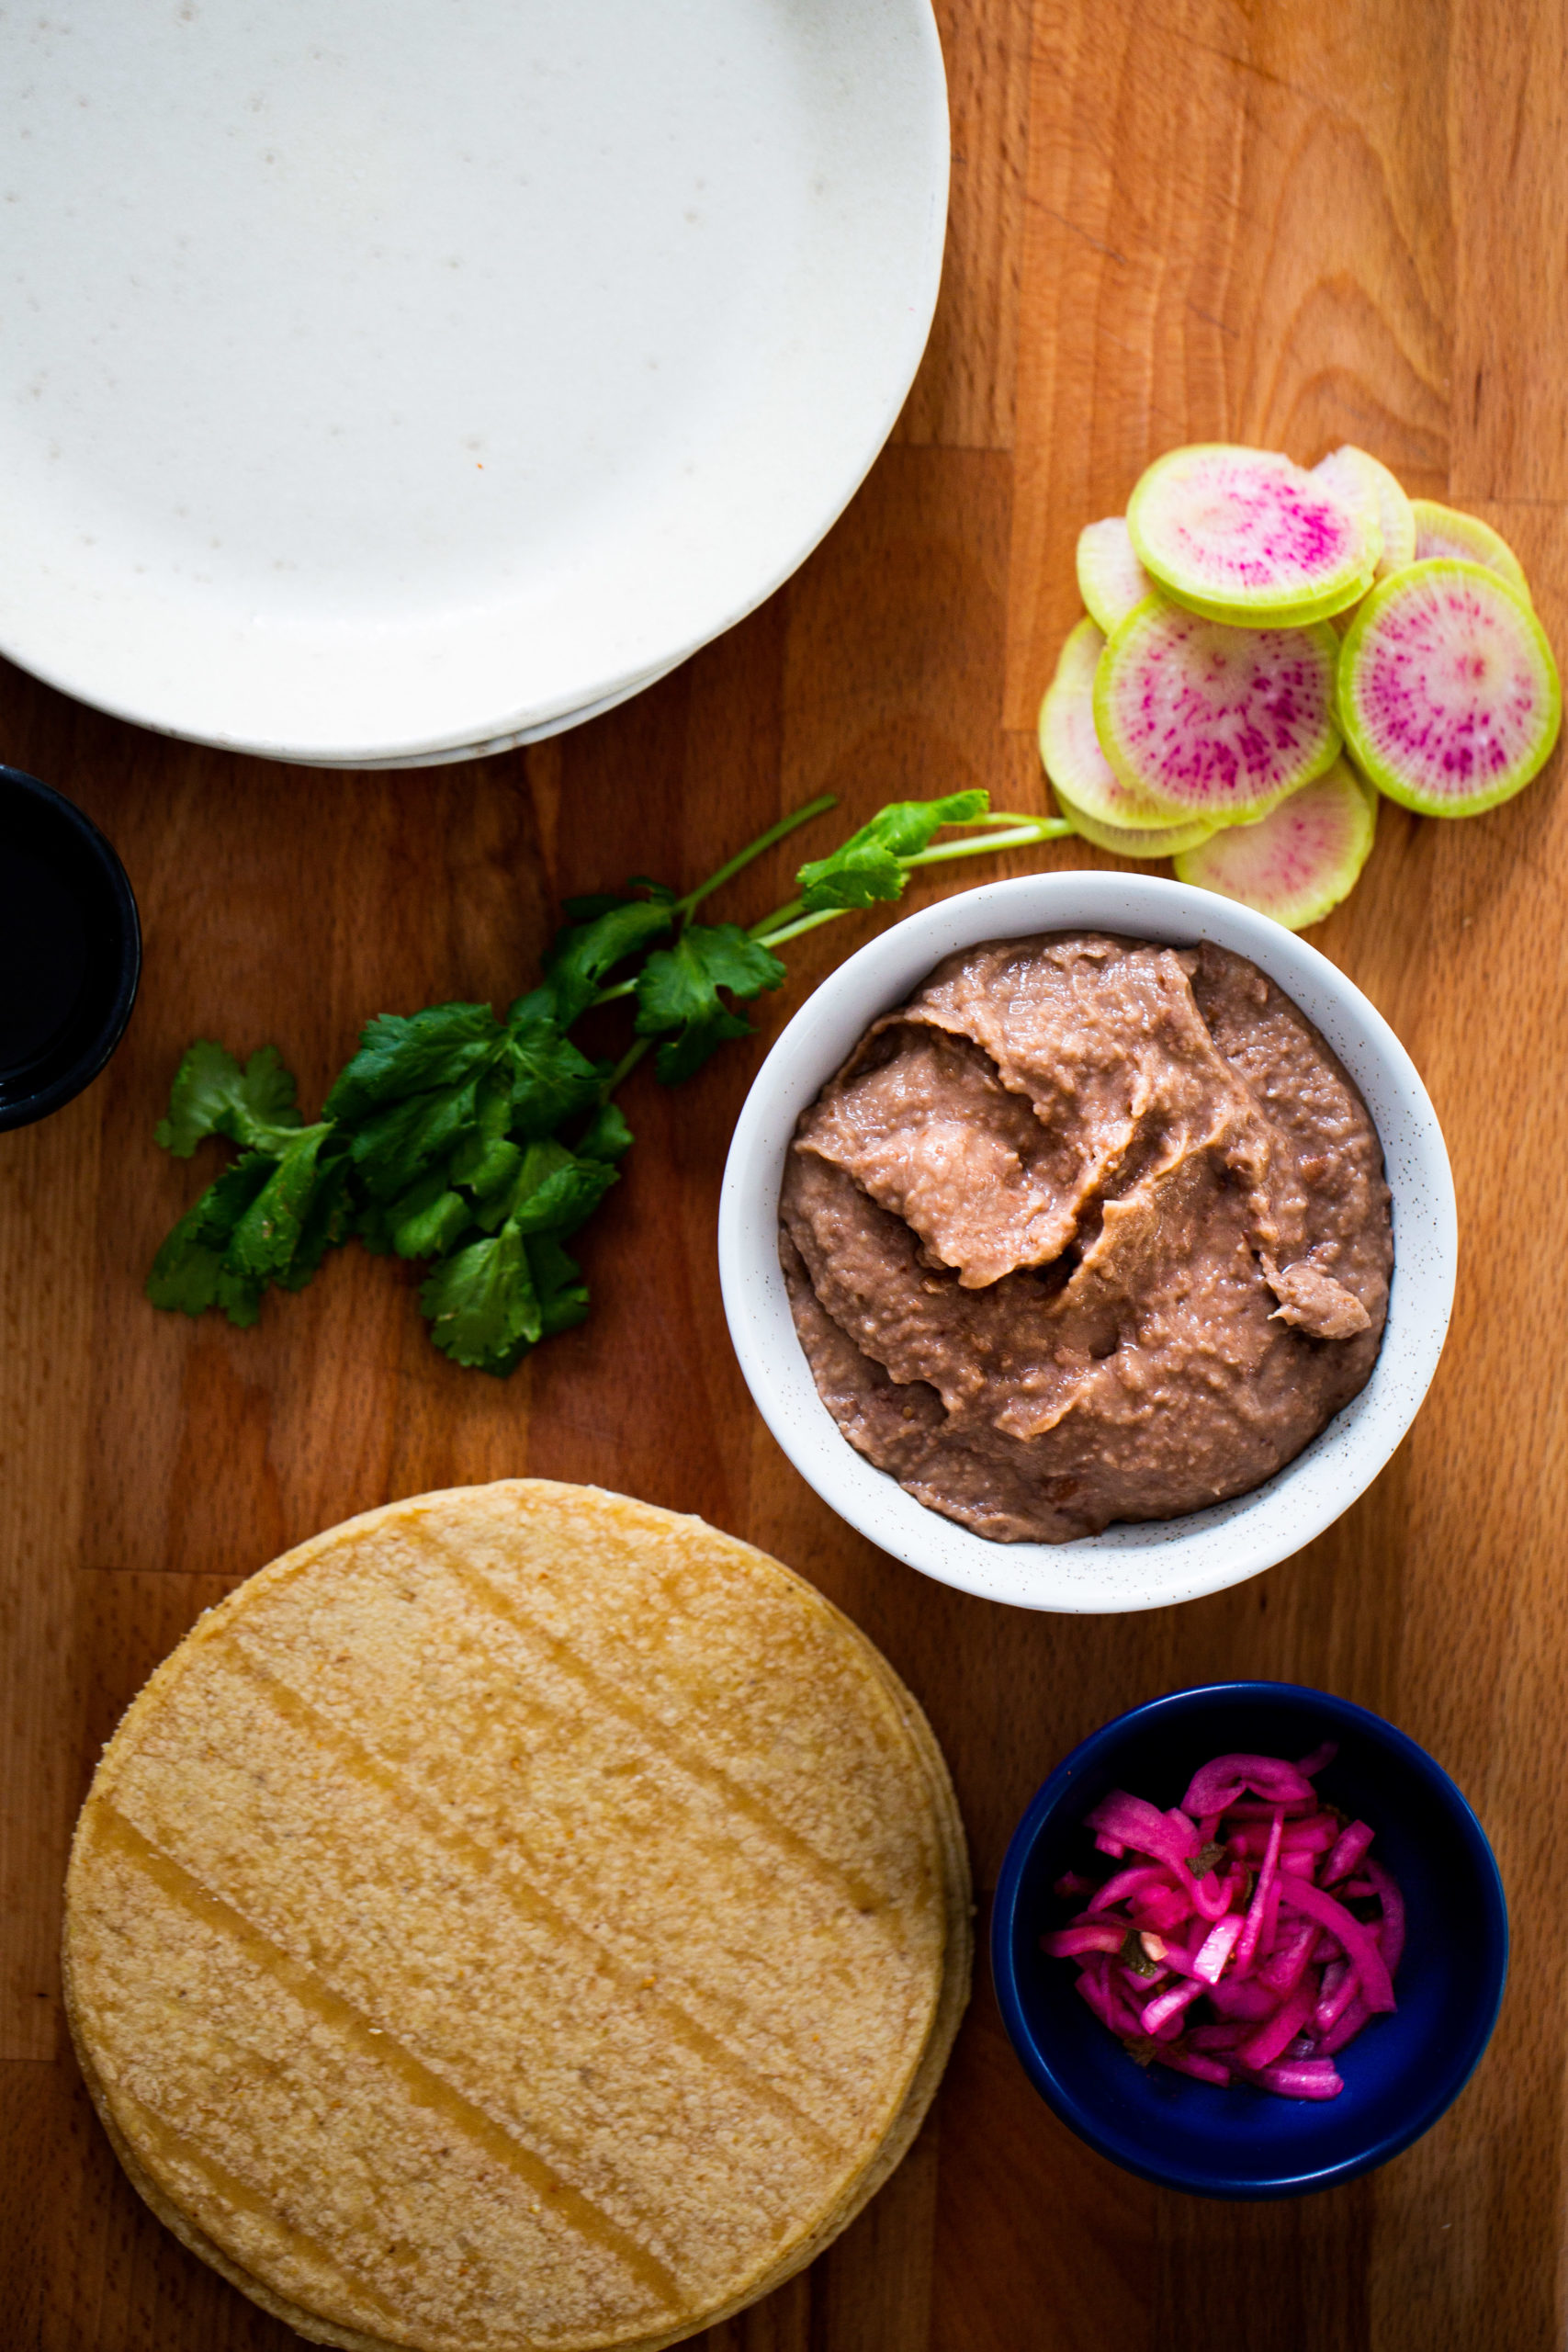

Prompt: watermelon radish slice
xmin=1054 ymin=785 xmax=1218 ymax=862
xmin=1037 ymin=616 xmax=1190 ymax=831
xmin=1313 ymin=447 xmax=1415 ymax=580
xmin=1127 ymin=445 xmax=1376 ymax=626
xmin=1410 ymin=500 xmax=1529 ymax=600
xmin=1076 ymin=518 xmax=1155 ymax=635
xmin=1094 ymin=595 xmax=1343 ymax=824
xmin=1174 ymin=760 xmax=1376 ymax=929
xmin=1338 ymin=559 xmax=1561 ymax=817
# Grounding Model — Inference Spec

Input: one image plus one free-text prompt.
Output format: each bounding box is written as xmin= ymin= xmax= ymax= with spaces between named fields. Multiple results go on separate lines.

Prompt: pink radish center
xmin=1102 ymin=608 xmax=1336 ymax=811
xmin=1352 ymin=572 xmax=1547 ymax=793
xmin=1209 ymin=795 xmax=1351 ymax=895
xmin=1179 ymin=485 xmax=1343 ymax=589
xmin=1140 ymin=453 xmax=1364 ymax=602
xmin=1179 ymin=765 xmax=1371 ymax=926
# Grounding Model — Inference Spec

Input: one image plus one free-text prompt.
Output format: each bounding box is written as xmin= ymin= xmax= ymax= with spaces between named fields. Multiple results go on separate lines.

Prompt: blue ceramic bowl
xmin=991 ymin=1682 xmax=1508 ymax=2199
xmin=0 ymin=764 xmax=141 ymax=1133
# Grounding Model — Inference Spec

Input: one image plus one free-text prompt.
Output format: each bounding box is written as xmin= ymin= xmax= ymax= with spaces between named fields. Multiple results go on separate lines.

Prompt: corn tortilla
xmin=63 ymin=1482 xmax=971 ymax=2351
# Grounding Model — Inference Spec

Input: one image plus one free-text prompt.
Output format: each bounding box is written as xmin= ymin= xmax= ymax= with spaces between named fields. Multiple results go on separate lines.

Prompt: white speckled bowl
xmin=717 ymin=873 xmax=1456 ymax=1614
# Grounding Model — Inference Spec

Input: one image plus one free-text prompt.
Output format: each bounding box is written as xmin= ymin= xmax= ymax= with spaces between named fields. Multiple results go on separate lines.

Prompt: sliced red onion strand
xmin=1231 ymin=1808 xmax=1283 ymax=1977
xmin=1247 ymin=2059 xmax=1344 ymax=2099
xmin=1320 ymin=1819 xmax=1376 ymax=1884
xmin=1314 ymin=1992 xmax=1371 ymax=2057
xmin=1088 ymin=1862 xmax=1170 ymax=1915
xmin=1182 ymin=1753 xmax=1317 ymax=1817
xmin=1150 ymin=2043 xmax=1232 ymax=2086
xmin=1276 ymin=1876 xmax=1396 ymax=2011
xmin=1085 ymin=1792 xmax=1199 ymax=1871
xmin=1359 ymin=1856 xmax=1406 ymax=1979
xmin=1191 ymin=1912 xmax=1246 ymax=1984
xmin=1237 ymin=1975 xmax=1316 ymax=2070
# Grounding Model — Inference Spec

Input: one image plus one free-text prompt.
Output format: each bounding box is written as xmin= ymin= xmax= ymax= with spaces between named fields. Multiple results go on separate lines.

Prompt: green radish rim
xmin=1076 ymin=517 xmax=1154 ymax=636
xmin=1313 ymin=447 xmax=1415 ymax=580
xmin=1038 ymin=616 xmax=1181 ymax=831
xmin=1173 ymin=759 xmax=1377 ymax=930
xmin=1409 ymin=499 xmax=1530 ymax=601
xmin=1127 ymin=444 xmax=1376 ymax=628
xmin=1337 ymin=559 xmax=1562 ymax=820
xmin=1094 ymin=594 xmax=1344 ymax=827
xmin=1155 ymin=578 xmax=1371 ymax=628
xmin=1053 ymin=785 xmax=1218 ymax=861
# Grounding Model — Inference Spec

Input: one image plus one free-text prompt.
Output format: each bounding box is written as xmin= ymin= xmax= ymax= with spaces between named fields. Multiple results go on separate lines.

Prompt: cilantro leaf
xmin=577 ymin=1102 xmax=634 ymax=1163
xmin=526 ymin=1234 xmax=591 ymax=1337
xmin=633 ymin=924 xmax=785 ymax=1081
xmin=147 ymin=1199 xmax=240 ymax=1317
xmin=225 ymin=1126 xmax=335 ymax=1282
xmin=795 ymin=790 xmax=991 ymax=911
xmin=324 ymin=1005 xmax=502 ymax=1122
xmin=651 ymin=1002 xmax=752 ymax=1083
xmin=450 ymin=1132 xmax=522 ymax=1200
xmin=503 ymin=1139 xmax=618 ymax=1237
xmin=503 ymin=990 xmax=605 ymax=1137
xmin=212 ymin=1270 xmax=266 ymax=1328
xmin=276 ymin=1153 xmax=355 ymax=1288
xmin=154 ymin=1042 xmax=304 ymax=1157
xmin=543 ymin=898 xmax=677 ymax=1025
xmin=636 ymin=925 xmax=784 ymax=1023
xmin=387 ymin=1170 xmax=474 ymax=1261
xmin=419 ymin=1221 xmax=541 ymax=1374
xmin=188 ymin=1152 xmax=277 ymax=1244
xmin=355 ymin=1197 xmax=397 ymax=1257
xmin=348 ymin=1074 xmax=486 ymax=1201
xmin=146 ymin=1154 xmax=276 ymax=1323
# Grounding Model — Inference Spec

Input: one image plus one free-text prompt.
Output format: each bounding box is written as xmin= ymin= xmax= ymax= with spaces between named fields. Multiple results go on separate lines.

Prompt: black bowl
xmin=0 ymin=765 xmax=141 ymax=1131
xmin=992 ymin=1682 xmax=1509 ymax=2198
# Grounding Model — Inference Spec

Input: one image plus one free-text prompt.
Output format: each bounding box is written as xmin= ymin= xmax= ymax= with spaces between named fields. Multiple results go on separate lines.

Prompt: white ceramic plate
xmin=0 ymin=0 xmax=947 ymax=766
xmin=718 ymin=875 xmax=1458 ymax=1614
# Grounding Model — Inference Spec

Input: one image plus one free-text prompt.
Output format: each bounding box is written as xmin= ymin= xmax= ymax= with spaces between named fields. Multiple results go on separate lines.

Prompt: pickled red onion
xmin=1042 ymin=1741 xmax=1402 ymax=2101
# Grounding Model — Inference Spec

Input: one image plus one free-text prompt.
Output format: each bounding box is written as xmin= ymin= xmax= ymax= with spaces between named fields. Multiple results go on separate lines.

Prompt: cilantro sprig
xmin=148 ymin=788 xmax=1066 ymax=1374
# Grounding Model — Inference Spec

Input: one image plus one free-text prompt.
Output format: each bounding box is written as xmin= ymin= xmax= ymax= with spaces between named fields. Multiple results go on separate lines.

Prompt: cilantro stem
xmin=602 ymin=1035 xmax=651 ymax=1099
xmin=897 ymin=815 xmax=1071 ymax=868
xmin=748 ymin=907 xmax=844 ymax=951
xmin=586 ymin=794 xmax=840 ymax=1012
xmin=747 ymin=813 xmax=1072 ymax=948
xmin=595 ymin=809 xmax=1058 ymax=1084
xmin=590 ymin=805 xmax=1066 ymax=1006
xmin=674 ymin=791 xmax=837 ymax=922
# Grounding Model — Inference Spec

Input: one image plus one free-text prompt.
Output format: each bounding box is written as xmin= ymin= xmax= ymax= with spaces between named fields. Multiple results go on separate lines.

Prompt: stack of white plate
xmin=1 ymin=2 xmax=948 ymax=769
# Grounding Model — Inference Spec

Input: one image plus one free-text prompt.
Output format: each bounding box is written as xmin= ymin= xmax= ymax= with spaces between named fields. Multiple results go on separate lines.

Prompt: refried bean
xmin=778 ymin=933 xmax=1393 ymax=1544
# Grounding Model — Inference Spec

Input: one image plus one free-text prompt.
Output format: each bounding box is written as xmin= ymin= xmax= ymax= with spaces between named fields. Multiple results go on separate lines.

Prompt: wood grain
xmin=3 ymin=0 xmax=1565 ymax=2345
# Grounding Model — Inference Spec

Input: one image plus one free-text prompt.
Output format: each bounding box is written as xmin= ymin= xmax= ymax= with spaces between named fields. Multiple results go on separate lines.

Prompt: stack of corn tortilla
xmin=63 ymin=1482 xmax=971 ymax=2352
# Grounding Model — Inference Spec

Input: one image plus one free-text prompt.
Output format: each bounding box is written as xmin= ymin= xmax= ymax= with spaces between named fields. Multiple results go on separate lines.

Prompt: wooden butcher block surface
xmin=2 ymin=3 xmax=1562 ymax=2346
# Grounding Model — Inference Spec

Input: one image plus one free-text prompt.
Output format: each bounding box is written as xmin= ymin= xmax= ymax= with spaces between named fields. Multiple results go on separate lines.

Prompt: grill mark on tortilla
xmin=87 ymin=1802 xmax=686 ymax=2317
xmin=431 ymin=1539 xmax=886 ymax=1917
xmin=107 ymin=2084 xmax=416 ymax=2335
xmin=218 ymin=1633 xmax=849 ymax=2165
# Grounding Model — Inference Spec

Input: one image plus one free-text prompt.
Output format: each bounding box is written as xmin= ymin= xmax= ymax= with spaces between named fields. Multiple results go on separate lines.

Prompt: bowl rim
xmin=0 ymin=763 xmax=142 ymax=1133
xmin=988 ymin=1679 xmax=1511 ymax=2199
xmin=716 ymin=870 xmax=1458 ymax=1614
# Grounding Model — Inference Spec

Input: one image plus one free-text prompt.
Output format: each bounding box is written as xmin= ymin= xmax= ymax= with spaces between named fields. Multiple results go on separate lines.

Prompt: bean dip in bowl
xmin=717 ymin=874 xmax=1455 ymax=1613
